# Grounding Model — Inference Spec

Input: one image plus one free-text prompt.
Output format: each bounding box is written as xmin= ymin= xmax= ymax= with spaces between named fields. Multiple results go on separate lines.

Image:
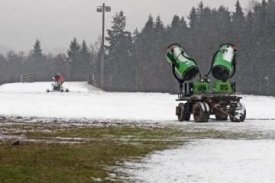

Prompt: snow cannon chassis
xmin=175 ymin=81 xmax=246 ymax=123
xmin=46 ymin=88 xmax=69 ymax=93
xmin=46 ymin=84 xmax=69 ymax=93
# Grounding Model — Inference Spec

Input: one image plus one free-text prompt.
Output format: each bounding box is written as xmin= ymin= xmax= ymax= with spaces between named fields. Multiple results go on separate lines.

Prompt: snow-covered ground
xmin=0 ymin=82 xmax=176 ymax=121
xmin=1 ymin=82 xmax=275 ymax=182
xmin=122 ymin=139 xmax=275 ymax=183
xmin=0 ymin=81 xmax=274 ymax=122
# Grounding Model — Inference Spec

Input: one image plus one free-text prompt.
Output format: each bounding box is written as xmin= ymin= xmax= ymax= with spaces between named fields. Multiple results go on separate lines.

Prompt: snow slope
xmin=0 ymin=82 xmax=101 ymax=93
xmin=1 ymin=82 xmax=275 ymax=182
xmin=0 ymin=82 xmax=176 ymax=121
xmin=0 ymin=82 xmax=274 ymax=121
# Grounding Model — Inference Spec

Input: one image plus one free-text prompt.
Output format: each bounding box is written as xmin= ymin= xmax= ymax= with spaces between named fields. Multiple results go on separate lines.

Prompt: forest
xmin=0 ymin=0 xmax=274 ymax=95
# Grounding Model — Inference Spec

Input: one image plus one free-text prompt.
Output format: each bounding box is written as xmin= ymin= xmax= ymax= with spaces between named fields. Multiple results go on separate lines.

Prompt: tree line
xmin=1 ymin=0 xmax=275 ymax=95
xmin=0 ymin=38 xmax=98 ymax=84
xmin=101 ymin=0 xmax=275 ymax=95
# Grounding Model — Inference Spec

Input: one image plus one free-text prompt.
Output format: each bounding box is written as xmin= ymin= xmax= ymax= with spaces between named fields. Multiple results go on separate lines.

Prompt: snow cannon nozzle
xmin=210 ymin=43 xmax=237 ymax=81
xmin=166 ymin=43 xmax=199 ymax=82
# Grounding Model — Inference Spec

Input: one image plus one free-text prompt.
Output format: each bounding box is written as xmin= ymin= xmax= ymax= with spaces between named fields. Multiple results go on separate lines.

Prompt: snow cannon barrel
xmin=211 ymin=43 xmax=237 ymax=81
xmin=166 ymin=43 xmax=199 ymax=81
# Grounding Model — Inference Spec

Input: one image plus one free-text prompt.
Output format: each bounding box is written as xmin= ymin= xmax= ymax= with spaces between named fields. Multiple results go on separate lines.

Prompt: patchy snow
xmin=1 ymin=81 xmax=275 ymax=182
xmin=123 ymin=139 xmax=275 ymax=183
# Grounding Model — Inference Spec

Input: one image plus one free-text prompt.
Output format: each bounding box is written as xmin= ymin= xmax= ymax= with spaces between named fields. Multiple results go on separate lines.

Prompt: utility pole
xmin=97 ymin=3 xmax=111 ymax=89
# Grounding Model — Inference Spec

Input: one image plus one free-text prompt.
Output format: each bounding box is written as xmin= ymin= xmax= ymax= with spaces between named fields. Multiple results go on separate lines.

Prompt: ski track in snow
xmin=1 ymin=82 xmax=275 ymax=183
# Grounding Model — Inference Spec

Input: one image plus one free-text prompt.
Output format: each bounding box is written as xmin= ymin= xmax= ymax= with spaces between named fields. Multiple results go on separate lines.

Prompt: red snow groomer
xmin=53 ymin=73 xmax=65 ymax=85
xmin=47 ymin=73 xmax=69 ymax=92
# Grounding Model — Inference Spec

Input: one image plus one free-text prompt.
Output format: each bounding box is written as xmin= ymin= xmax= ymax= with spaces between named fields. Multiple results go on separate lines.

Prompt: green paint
xmin=166 ymin=44 xmax=199 ymax=81
xmin=211 ymin=44 xmax=236 ymax=81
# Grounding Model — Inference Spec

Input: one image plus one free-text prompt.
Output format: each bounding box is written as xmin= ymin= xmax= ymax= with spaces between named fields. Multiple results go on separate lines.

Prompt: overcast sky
xmin=0 ymin=0 xmax=259 ymax=54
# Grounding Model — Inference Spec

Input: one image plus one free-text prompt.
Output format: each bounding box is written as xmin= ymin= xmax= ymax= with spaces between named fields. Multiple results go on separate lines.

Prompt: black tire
xmin=202 ymin=102 xmax=210 ymax=121
xmin=193 ymin=102 xmax=209 ymax=122
xmin=66 ymin=89 xmax=69 ymax=92
xmin=176 ymin=103 xmax=191 ymax=122
xmin=230 ymin=102 xmax=246 ymax=122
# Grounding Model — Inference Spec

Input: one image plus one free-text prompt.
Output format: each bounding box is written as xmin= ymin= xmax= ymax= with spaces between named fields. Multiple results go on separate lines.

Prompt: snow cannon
xmin=211 ymin=43 xmax=237 ymax=81
xmin=166 ymin=43 xmax=199 ymax=81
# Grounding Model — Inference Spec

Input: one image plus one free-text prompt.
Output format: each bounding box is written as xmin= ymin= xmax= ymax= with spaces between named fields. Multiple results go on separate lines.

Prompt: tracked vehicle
xmin=166 ymin=43 xmax=246 ymax=122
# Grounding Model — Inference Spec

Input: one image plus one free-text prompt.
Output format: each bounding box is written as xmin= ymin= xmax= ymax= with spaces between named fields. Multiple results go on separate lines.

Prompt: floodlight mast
xmin=97 ymin=3 xmax=111 ymax=89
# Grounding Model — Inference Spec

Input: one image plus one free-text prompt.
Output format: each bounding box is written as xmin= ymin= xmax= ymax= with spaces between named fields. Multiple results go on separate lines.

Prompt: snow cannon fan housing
xmin=211 ymin=44 xmax=237 ymax=81
xmin=166 ymin=43 xmax=199 ymax=81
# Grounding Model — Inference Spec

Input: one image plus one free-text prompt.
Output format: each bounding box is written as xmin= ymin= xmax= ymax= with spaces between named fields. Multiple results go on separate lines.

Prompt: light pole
xmin=97 ymin=3 xmax=111 ymax=89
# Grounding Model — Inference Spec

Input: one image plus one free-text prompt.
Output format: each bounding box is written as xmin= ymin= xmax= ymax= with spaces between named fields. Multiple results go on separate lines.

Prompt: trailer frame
xmin=175 ymin=83 xmax=246 ymax=122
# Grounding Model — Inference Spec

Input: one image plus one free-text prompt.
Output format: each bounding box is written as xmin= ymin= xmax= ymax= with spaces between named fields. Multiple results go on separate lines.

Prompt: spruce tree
xmin=80 ymin=40 xmax=90 ymax=62
xmin=105 ymin=11 xmax=133 ymax=90
xmin=67 ymin=38 xmax=81 ymax=63
xmin=188 ymin=7 xmax=198 ymax=31
xmin=134 ymin=15 xmax=155 ymax=91
xmin=167 ymin=15 xmax=188 ymax=44
xmin=31 ymin=40 xmax=43 ymax=62
xmin=152 ymin=15 xmax=171 ymax=91
xmin=79 ymin=40 xmax=90 ymax=79
xmin=232 ymin=0 xmax=245 ymax=44
xmin=67 ymin=38 xmax=81 ymax=80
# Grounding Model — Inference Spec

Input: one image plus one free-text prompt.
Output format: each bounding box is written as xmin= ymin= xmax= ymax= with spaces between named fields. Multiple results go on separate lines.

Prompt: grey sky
xmin=0 ymin=0 xmax=259 ymax=54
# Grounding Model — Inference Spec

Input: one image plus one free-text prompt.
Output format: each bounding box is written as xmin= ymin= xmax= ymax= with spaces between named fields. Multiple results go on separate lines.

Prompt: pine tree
xmin=232 ymin=0 xmax=245 ymax=44
xmin=89 ymin=36 xmax=102 ymax=86
xmin=188 ymin=7 xmax=198 ymax=31
xmin=80 ymin=40 xmax=90 ymax=62
xmin=232 ymin=0 xmax=245 ymax=23
xmin=216 ymin=6 xmax=231 ymax=43
xmin=151 ymin=15 xmax=171 ymax=91
xmin=133 ymin=15 xmax=156 ymax=91
xmin=67 ymin=38 xmax=81 ymax=80
xmin=67 ymin=38 xmax=81 ymax=63
xmin=78 ymin=40 xmax=91 ymax=79
xmin=105 ymin=11 xmax=133 ymax=90
xmin=131 ymin=28 xmax=141 ymax=91
xmin=132 ymin=28 xmax=140 ymax=43
xmin=31 ymin=40 xmax=43 ymax=62
xmin=167 ymin=15 xmax=188 ymax=44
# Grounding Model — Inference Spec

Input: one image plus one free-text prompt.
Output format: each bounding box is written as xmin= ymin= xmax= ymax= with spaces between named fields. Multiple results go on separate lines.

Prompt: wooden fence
xmin=20 ymin=73 xmax=35 ymax=83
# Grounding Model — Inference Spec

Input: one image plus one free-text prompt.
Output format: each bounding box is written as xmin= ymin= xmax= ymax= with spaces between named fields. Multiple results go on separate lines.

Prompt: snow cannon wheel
xmin=193 ymin=102 xmax=210 ymax=122
xmin=230 ymin=102 xmax=246 ymax=122
xmin=65 ymin=89 xmax=69 ymax=92
xmin=176 ymin=103 xmax=191 ymax=122
xmin=60 ymin=89 xmax=64 ymax=92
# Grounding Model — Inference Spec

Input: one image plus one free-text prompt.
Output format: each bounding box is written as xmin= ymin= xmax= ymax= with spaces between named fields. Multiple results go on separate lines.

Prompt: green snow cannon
xmin=166 ymin=43 xmax=199 ymax=81
xmin=211 ymin=43 xmax=237 ymax=81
